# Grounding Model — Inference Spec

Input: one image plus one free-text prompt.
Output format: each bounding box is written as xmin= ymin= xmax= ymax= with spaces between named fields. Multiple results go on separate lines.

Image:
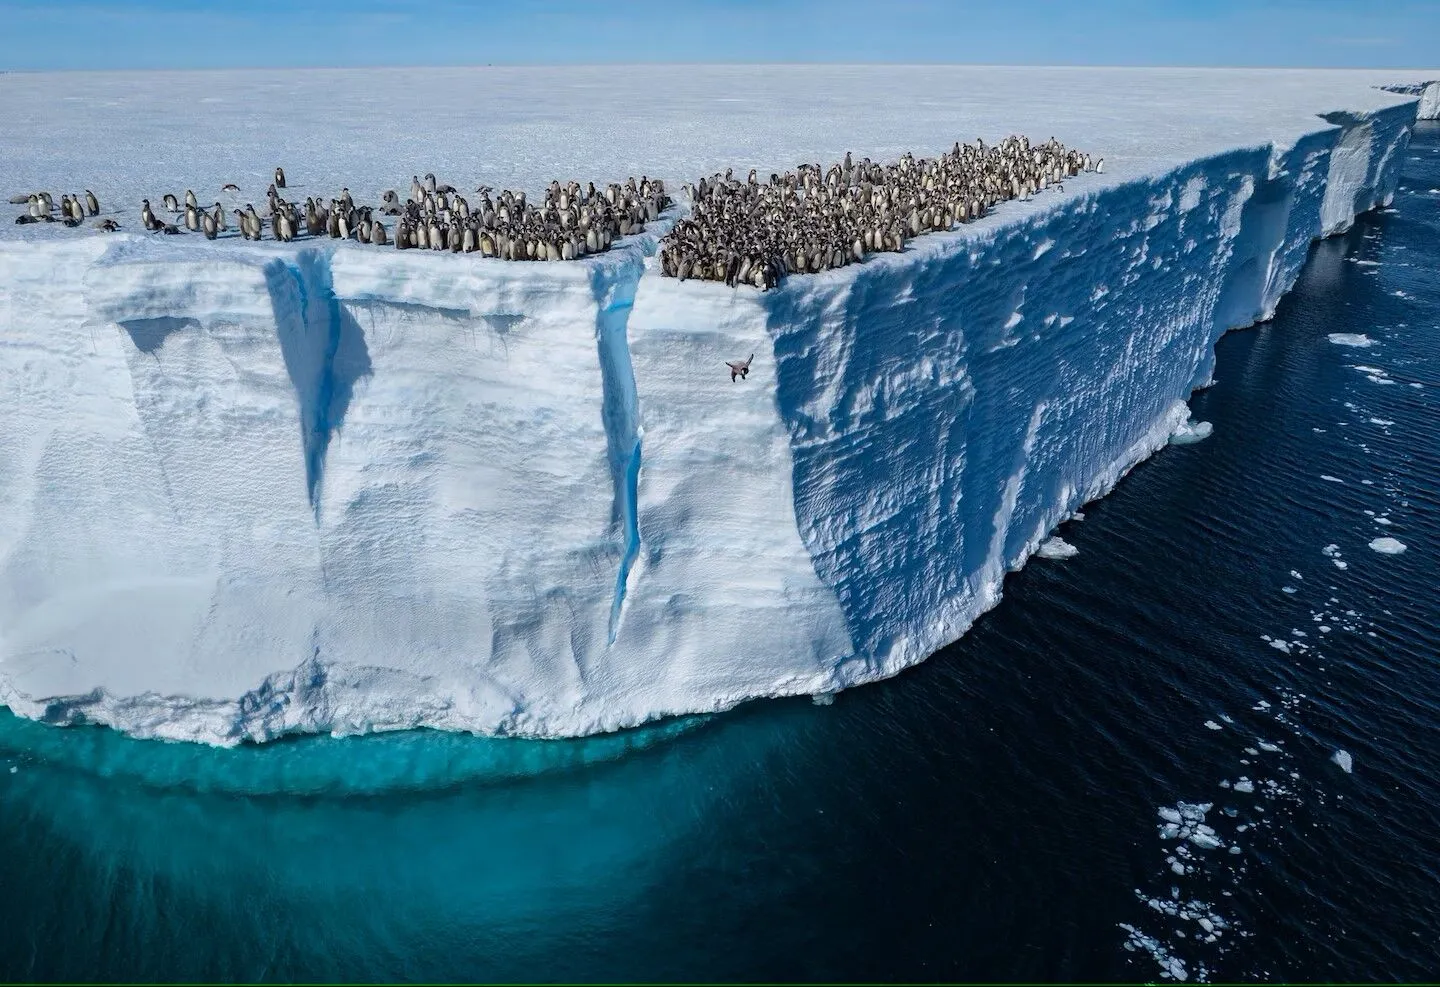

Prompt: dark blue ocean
xmin=2 ymin=123 xmax=1437 ymax=983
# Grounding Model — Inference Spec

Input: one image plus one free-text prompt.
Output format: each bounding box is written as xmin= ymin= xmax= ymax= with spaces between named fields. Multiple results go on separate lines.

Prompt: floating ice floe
xmin=1036 ymin=536 xmax=1079 ymax=560
xmin=1368 ymin=537 xmax=1407 ymax=554
xmin=1169 ymin=419 xmax=1214 ymax=445
xmin=1328 ymin=333 xmax=1376 ymax=347
xmin=1351 ymin=365 xmax=1397 ymax=384
xmin=1332 ymin=749 xmax=1354 ymax=774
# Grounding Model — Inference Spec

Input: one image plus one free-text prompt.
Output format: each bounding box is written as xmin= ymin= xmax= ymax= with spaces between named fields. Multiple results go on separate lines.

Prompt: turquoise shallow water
xmin=1 ymin=124 xmax=1438 ymax=982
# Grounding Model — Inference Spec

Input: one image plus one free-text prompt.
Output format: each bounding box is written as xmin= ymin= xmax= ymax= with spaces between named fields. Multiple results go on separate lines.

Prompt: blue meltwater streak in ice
xmin=264 ymin=248 xmax=372 ymax=515
xmin=592 ymin=256 xmax=645 ymax=643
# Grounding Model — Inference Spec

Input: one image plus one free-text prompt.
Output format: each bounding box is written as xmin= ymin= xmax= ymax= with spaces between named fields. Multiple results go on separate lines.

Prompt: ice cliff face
xmin=0 ymin=91 xmax=1424 ymax=744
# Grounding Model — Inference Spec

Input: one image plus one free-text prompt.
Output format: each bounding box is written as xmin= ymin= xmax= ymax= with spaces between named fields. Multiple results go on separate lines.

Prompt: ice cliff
xmin=0 ymin=79 xmax=1429 ymax=744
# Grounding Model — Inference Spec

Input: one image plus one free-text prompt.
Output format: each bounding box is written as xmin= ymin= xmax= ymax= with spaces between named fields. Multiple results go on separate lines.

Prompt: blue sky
xmin=1 ymin=0 xmax=1436 ymax=71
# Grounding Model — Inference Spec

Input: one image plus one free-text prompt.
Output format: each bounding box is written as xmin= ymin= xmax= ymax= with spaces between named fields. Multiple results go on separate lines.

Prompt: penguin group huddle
xmin=659 ymin=135 xmax=1099 ymax=290
xmin=126 ymin=167 xmax=672 ymax=259
xmin=390 ymin=172 xmax=670 ymax=259
xmin=10 ymin=189 xmax=104 ymax=228
xmin=9 ymin=135 xmax=1100 ymax=288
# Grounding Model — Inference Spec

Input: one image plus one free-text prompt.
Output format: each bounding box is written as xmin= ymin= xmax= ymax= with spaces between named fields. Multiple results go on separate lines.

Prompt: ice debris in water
xmin=1368 ymin=537 xmax=1407 ymax=555
xmin=1156 ymin=803 xmax=1223 ymax=850
xmin=1327 ymin=333 xmax=1375 ymax=347
xmin=1120 ymin=924 xmax=1190 ymax=981
xmin=1332 ymin=749 xmax=1354 ymax=774
xmin=1204 ymin=720 xmax=1223 ymax=731
xmin=1036 ymin=536 xmax=1078 ymax=560
xmin=1169 ymin=419 xmax=1214 ymax=445
xmin=811 ymin=691 xmax=836 ymax=706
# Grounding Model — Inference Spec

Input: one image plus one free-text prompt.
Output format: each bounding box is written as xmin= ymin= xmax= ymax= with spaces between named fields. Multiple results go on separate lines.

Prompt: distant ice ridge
xmin=0 ymin=76 xmax=1425 ymax=744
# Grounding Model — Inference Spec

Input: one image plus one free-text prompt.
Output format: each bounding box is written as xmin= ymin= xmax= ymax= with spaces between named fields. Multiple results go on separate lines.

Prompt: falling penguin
xmin=726 ymin=354 xmax=754 ymax=382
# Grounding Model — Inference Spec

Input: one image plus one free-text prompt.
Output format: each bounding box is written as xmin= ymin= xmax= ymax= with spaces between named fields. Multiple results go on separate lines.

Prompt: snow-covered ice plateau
xmin=0 ymin=67 xmax=1436 ymax=745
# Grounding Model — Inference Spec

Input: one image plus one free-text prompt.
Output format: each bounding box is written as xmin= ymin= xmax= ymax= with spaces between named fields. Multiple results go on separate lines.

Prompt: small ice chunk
xmin=1328 ymin=333 xmax=1375 ymax=347
xmin=1268 ymin=639 xmax=1291 ymax=653
xmin=1320 ymin=475 xmax=1344 ymax=484
xmin=1282 ymin=585 xmax=1297 ymax=594
xmin=1204 ymin=720 xmax=1223 ymax=731
xmin=1332 ymin=749 xmax=1353 ymax=774
xmin=1368 ymin=537 xmax=1406 ymax=555
xmin=811 ymin=692 xmax=836 ymax=706
xmin=1233 ymin=779 xmax=1255 ymax=794
xmin=1158 ymin=807 xmax=1184 ymax=824
xmin=1322 ymin=544 xmax=1341 ymax=558
xmin=1169 ymin=419 xmax=1214 ymax=445
xmin=1189 ymin=827 xmax=1224 ymax=850
xmin=1036 ymin=536 xmax=1078 ymax=560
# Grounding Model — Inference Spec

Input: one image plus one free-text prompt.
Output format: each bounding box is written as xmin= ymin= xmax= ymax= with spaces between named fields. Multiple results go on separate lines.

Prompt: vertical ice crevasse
xmin=592 ymin=253 xmax=645 ymax=644
xmin=264 ymin=248 xmax=372 ymax=518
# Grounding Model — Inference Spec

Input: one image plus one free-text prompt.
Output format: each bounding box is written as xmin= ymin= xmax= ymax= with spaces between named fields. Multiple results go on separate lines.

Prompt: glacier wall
xmin=0 ymin=94 xmax=1422 ymax=744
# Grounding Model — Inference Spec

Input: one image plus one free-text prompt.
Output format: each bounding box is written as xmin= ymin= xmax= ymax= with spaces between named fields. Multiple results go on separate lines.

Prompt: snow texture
xmin=0 ymin=67 xmax=1434 ymax=744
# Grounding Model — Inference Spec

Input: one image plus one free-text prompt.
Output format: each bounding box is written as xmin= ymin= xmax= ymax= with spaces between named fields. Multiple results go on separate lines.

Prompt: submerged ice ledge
xmin=0 ymin=88 xmax=1426 ymax=745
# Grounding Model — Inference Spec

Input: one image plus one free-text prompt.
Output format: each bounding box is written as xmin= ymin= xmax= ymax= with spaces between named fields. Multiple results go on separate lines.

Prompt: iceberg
xmin=0 ymin=67 xmax=1436 ymax=745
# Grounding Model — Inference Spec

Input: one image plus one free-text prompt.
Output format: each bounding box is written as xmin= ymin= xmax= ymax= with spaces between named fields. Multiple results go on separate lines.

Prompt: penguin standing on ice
xmin=274 ymin=167 xmax=287 ymax=189
xmin=726 ymin=354 xmax=754 ymax=382
xmin=83 ymin=190 xmax=99 ymax=216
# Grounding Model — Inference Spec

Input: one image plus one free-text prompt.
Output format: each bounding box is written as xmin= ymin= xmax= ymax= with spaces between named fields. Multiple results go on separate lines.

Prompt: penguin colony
xmin=134 ymin=171 xmax=670 ymax=256
xmin=9 ymin=137 xmax=1101 ymax=288
xmin=10 ymin=170 xmax=670 ymax=260
xmin=660 ymin=136 xmax=1099 ymax=289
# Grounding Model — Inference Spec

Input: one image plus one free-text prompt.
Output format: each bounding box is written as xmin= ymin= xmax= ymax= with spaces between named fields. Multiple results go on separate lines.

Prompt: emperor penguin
xmin=274 ymin=167 xmax=286 ymax=189
xmin=141 ymin=199 xmax=160 ymax=231
xmin=185 ymin=202 xmax=200 ymax=231
xmin=1095 ymin=157 xmax=1104 ymax=174
xmin=83 ymin=190 xmax=99 ymax=216
xmin=185 ymin=189 xmax=198 ymax=211
xmin=201 ymin=211 xmax=218 ymax=239
xmin=726 ymin=354 xmax=754 ymax=382
xmin=370 ymin=220 xmax=387 ymax=246
xmin=163 ymin=193 xmax=179 ymax=213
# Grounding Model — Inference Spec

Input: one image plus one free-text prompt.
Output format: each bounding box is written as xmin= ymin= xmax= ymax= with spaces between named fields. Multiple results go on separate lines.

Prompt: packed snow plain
xmin=0 ymin=67 xmax=1436 ymax=745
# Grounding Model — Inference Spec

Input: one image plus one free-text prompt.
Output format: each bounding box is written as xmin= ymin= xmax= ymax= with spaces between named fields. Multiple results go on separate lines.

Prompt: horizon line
xmin=4 ymin=61 xmax=1440 ymax=75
